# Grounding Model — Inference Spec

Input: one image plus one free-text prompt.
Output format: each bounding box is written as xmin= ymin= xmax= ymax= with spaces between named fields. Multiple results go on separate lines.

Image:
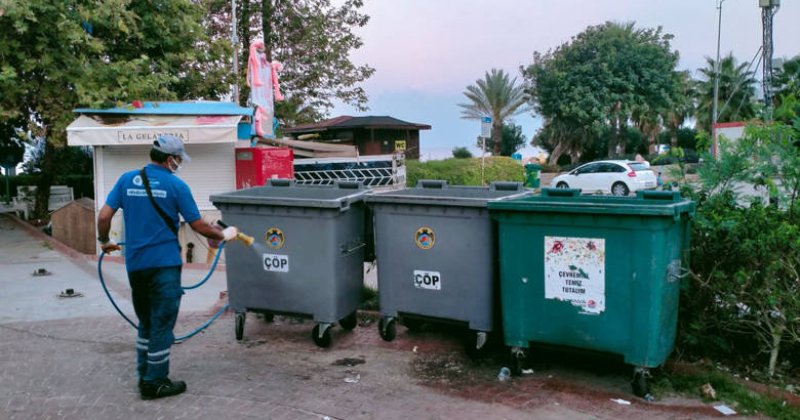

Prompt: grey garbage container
xmin=366 ymin=180 xmax=531 ymax=357
xmin=210 ymin=179 xmax=370 ymax=348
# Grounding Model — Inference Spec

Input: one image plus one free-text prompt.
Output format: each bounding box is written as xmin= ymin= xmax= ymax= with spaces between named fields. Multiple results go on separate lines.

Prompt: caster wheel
xmin=312 ymin=324 xmax=332 ymax=348
xmin=464 ymin=331 xmax=489 ymax=360
xmin=235 ymin=312 xmax=245 ymax=341
xmin=339 ymin=311 xmax=358 ymax=331
xmin=262 ymin=312 xmax=275 ymax=323
xmin=510 ymin=348 xmax=526 ymax=377
xmin=632 ymin=369 xmax=653 ymax=400
xmin=378 ymin=317 xmax=396 ymax=342
xmin=403 ymin=317 xmax=423 ymax=332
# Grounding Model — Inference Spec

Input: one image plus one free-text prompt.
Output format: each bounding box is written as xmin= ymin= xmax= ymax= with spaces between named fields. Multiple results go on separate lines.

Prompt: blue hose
xmin=97 ymin=240 xmax=230 ymax=343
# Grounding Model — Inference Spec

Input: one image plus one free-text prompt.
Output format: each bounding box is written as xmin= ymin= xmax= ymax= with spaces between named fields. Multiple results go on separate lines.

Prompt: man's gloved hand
xmin=100 ymin=240 xmax=122 ymax=254
xmin=222 ymin=226 xmax=240 ymax=241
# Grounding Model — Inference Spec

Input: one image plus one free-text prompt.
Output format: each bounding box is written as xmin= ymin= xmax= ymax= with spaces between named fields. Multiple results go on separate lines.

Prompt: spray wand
xmin=217 ymin=220 xmax=255 ymax=246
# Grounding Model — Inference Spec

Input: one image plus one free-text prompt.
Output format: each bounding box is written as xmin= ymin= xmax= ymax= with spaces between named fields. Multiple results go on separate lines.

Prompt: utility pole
xmin=231 ymin=0 xmax=240 ymax=105
xmin=759 ymin=0 xmax=780 ymax=119
xmin=712 ymin=0 xmax=725 ymax=158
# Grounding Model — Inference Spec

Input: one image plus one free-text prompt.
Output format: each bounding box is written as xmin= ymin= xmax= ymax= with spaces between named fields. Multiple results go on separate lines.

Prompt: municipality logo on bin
xmin=414 ymin=227 xmax=435 ymax=250
xmin=265 ymin=227 xmax=285 ymax=249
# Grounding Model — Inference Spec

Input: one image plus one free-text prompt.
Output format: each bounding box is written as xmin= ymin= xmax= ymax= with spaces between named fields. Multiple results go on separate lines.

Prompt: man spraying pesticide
xmin=97 ymin=134 xmax=246 ymax=400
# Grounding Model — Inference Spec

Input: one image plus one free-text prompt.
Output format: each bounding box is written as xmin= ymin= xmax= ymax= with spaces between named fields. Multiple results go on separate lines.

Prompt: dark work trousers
xmin=128 ymin=266 xmax=184 ymax=383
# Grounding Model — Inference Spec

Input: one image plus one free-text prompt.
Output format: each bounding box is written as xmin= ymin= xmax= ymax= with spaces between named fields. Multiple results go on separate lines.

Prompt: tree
xmin=773 ymin=56 xmax=800 ymax=108
xmin=479 ymin=122 xmax=526 ymax=157
xmin=0 ymin=0 xmax=227 ymax=218
xmin=532 ymin=117 xmax=592 ymax=165
xmin=212 ymin=0 xmax=374 ymax=119
xmin=459 ymin=69 xmax=528 ymax=155
xmin=451 ymin=147 xmax=473 ymax=159
xmin=523 ymin=22 xmax=682 ymax=160
xmin=694 ymin=53 xmax=758 ymax=133
xmin=663 ymin=70 xmax=695 ymax=149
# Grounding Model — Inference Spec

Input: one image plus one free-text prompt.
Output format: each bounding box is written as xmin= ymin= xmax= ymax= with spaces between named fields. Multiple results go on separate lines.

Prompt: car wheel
xmin=556 ymin=182 xmax=569 ymax=189
xmin=611 ymin=182 xmax=629 ymax=196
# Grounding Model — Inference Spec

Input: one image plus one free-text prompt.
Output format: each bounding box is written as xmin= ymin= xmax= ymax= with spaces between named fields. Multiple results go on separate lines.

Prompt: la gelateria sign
xmin=66 ymin=115 xmax=240 ymax=146
xmin=544 ymin=236 xmax=606 ymax=315
xmin=118 ymin=129 xmax=190 ymax=143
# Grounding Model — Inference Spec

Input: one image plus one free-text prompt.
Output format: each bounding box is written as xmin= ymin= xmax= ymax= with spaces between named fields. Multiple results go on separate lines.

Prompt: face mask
xmin=168 ymin=157 xmax=183 ymax=174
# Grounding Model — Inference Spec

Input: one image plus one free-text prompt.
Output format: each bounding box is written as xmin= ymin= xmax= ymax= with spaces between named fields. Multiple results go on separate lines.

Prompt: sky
xmin=332 ymin=0 xmax=799 ymax=160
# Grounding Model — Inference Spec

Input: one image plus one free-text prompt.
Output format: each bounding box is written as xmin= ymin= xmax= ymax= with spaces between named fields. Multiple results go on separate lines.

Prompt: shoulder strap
xmin=140 ymin=167 xmax=178 ymax=236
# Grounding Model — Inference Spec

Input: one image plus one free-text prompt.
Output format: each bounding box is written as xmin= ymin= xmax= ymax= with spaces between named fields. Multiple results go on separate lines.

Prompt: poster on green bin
xmin=544 ymin=236 xmax=606 ymax=315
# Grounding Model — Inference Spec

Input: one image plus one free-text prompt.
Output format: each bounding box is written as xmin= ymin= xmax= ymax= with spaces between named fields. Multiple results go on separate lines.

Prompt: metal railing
xmin=293 ymin=154 xmax=406 ymax=187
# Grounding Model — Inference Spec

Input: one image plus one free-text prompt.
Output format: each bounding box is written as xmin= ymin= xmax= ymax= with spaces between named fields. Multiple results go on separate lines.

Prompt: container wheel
xmin=464 ymin=331 xmax=489 ymax=360
xmin=403 ymin=317 xmax=423 ymax=332
xmin=378 ymin=317 xmax=396 ymax=342
xmin=312 ymin=323 xmax=332 ymax=348
xmin=509 ymin=347 xmax=526 ymax=377
xmin=556 ymin=182 xmax=569 ymax=189
xmin=632 ymin=368 xmax=654 ymax=401
xmin=339 ymin=311 xmax=358 ymax=331
xmin=235 ymin=312 xmax=245 ymax=341
xmin=611 ymin=182 xmax=629 ymax=196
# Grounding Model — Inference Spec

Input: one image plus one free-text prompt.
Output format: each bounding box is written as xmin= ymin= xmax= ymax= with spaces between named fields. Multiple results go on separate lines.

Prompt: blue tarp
xmin=74 ymin=101 xmax=253 ymax=116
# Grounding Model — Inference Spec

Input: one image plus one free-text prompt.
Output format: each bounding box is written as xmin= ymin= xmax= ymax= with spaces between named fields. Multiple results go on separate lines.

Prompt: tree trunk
xmin=569 ymin=147 xmax=581 ymax=164
xmin=648 ymin=130 xmax=657 ymax=155
xmin=670 ymin=129 xmax=678 ymax=149
xmin=548 ymin=141 xmax=566 ymax=166
xmin=607 ymin=116 xmax=620 ymax=158
xmin=261 ymin=0 xmax=274 ymax=61
xmin=237 ymin=0 xmax=253 ymax=106
xmin=768 ymin=323 xmax=785 ymax=377
xmin=33 ymin=141 xmax=55 ymax=221
xmin=491 ymin=122 xmax=502 ymax=155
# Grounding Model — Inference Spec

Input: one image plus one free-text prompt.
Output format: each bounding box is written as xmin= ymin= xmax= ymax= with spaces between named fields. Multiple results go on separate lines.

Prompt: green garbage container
xmin=488 ymin=188 xmax=694 ymax=398
xmin=524 ymin=163 xmax=541 ymax=188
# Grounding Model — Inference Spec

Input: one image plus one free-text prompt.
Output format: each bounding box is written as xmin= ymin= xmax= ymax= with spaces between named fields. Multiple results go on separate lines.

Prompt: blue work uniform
xmin=106 ymin=163 xmax=201 ymax=383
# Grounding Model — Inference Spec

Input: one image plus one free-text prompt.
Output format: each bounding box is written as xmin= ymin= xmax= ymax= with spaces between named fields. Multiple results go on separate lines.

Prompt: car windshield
xmin=628 ymin=163 xmax=650 ymax=172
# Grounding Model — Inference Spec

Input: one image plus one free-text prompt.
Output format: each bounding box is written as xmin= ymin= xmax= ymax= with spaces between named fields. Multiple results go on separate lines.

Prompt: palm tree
xmin=772 ymin=56 xmax=800 ymax=106
xmin=458 ymin=69 xmax=528 ymax=155
xmin=694 ymin=54 xmax=758 ymax=133
xmin=663 ymin=70 xmax=695 ymax=148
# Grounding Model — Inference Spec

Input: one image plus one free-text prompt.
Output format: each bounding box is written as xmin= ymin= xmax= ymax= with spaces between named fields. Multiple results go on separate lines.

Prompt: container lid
xmin=365 ymin=180 xmax=531 ymax=208
xmin=488 ymin=188 xmax=695 ymax=219
xmin=210 ymin=180 xmax=368 ymax=211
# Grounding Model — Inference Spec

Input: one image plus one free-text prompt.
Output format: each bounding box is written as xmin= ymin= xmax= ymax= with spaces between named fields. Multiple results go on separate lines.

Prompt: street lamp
xmin=712 ymin=0 xmax=725 ymax=158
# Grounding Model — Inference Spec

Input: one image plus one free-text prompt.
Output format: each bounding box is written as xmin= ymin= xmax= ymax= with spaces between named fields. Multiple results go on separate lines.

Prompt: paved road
xmin=0 ymin=214 xmax=727 ymax=419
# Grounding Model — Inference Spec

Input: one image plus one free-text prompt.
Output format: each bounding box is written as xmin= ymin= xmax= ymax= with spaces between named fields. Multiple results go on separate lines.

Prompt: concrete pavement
xmin=0 ymin=214 xmax=728 ymax=419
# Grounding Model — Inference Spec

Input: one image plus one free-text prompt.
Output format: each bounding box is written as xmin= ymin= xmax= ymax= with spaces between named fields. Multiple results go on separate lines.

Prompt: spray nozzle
xmin=217 ymin=220 xmax=255 ymax=247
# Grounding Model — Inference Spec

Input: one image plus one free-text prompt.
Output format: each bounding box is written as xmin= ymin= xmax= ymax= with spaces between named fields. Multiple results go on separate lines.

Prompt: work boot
xmin=140 ymin=378 xmax=187 ymax=400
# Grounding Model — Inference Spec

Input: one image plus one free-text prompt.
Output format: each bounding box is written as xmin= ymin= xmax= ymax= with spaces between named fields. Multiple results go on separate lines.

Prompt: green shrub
xmin=678 ymin=102 xmax=800 ymax=377
xmin=451 ymin=147 xmax=473 ymax=159
xmin=406 ymin=157 xmax=524 ymax=186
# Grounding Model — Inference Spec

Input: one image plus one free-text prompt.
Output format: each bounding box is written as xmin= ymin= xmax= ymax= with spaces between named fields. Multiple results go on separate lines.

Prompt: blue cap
xmin=153 ymin=135 xmax=191 ymax=162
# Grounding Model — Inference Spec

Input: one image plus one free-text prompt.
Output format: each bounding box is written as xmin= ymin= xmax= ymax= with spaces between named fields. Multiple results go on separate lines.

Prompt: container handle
xmin=336 ymin=180 xmax=363 ymax=190
xmin=340 ymin=242 xmax=366 ymax=255
xmin=636 ymin=190 xmax=681 ymax=201
xmin=541 ymin=187 xmax=581 ymax=197
xmin=489 ymin=181 xmax=523 ymax=191
xmin=416 ymin=179 xmax=448 ymax=189
xmin=268 ymin=179 xmax=293 ymax=187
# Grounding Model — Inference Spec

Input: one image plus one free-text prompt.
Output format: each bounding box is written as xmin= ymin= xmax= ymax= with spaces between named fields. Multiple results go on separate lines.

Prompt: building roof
xmin=283 ymin=116 xmax=431 ymax=134
xmin=51 ymin=197 xmax=95 ymax=214
xmin=73 ymin=101 xmax=253 ymax=116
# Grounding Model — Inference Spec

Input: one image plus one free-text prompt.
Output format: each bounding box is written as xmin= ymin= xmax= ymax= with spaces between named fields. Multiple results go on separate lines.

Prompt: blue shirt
xmin=106 ymin=164 xmax=201 ymax=272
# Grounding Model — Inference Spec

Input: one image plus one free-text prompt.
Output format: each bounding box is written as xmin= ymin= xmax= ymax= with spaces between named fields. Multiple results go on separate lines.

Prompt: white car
xmin=551 ymin=160 xmax=657 ymax=196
